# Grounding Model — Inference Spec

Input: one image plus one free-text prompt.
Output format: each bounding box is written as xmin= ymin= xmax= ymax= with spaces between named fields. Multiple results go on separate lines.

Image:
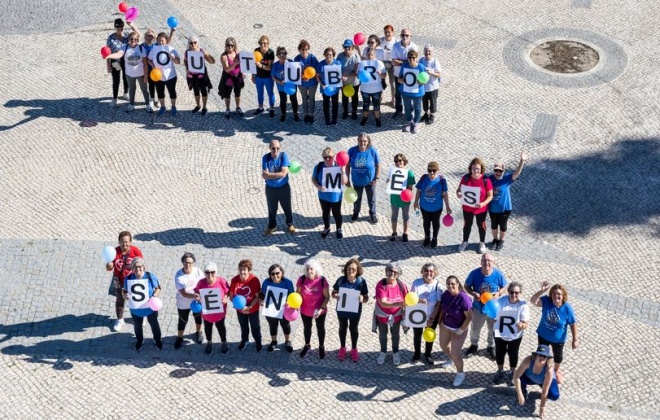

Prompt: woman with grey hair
xmin=122 ymin=257 xmax=162 ymax=351
xmin=410 ymin=263 xmax=443 ymax=364
xmin=184 ymin=35 xmax=215 ymax=115
xmin=173 ymin=252 xmax=204 ymax=349
xmin=296 ymin=259 xmax=330 ymax=358
xmin=373 ymin=262 xmax=409 ymax=365
xmin=493 ymin=281 xmax=530 ymax=385
xmin=419 ymin=44 xmax=442 ymax=125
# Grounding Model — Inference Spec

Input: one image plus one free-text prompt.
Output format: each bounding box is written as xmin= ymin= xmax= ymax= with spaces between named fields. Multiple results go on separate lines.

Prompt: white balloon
xmin=101 ymin=246 xmax=116 ymax=264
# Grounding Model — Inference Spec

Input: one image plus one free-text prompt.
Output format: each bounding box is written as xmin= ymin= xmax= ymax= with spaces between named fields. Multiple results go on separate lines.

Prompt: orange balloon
xmin=150 ymin=68 xmax=162 ymax=82
xmin=254 ymin=51 xmax=263 ymax=62
xmin=480 ymin=292 xmax=494 ymax=304
xmin=304 ymin=66 xmax=316 ymax=79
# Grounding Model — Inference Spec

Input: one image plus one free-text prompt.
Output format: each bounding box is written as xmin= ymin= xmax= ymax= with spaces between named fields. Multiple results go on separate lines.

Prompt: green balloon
xmin=344 ymin=187 xmax=358 ymax=203
xmin=290 ymin=161 xmax=301 ymax=174
xmin=417 ymin=72 xmax=430 ymax=84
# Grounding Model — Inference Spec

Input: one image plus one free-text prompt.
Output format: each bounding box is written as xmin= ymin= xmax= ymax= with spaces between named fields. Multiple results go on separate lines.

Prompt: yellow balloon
xmin=304 ymin=66 xmax=316 ymax=79
xmin=342 ymin=85 xmax=355 ymax=97
xmin=254 ymin=51 xmax=263 ymax=62
xmin=423 ymin=327 xmax=437 ymax=343
xmin=287 ymin=292 xmax=303 ymax=309
xmin=405 ymin=292 xmax=419 ymax=307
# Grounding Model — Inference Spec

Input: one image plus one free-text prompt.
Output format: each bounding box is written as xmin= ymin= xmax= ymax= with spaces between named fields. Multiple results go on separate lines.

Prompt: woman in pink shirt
xmin=456 ymin=157 xmax=493 ymax=254
xmin=374 ymin=261 xmax=408 ymax=366
xmin=193 ymin=262 xmax=230 ymax=356
xmin=296 ymin=258 xmax=330 ymax=359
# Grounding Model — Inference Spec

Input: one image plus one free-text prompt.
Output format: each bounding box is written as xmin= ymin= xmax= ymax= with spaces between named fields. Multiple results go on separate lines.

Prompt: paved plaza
xmin=1 ymin=0 xmax=659 ymax=418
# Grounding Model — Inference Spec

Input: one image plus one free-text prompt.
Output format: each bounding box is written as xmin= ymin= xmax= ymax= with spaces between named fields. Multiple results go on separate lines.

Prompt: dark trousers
xmin=156 ymin=77 xmax=177 ymax=100
xmin=301 ymin=312 xmax=326 ymax=346
xmin=322 ymin=93 xmax=338 ymax=123
xmin=114 ymin=277 xmax=125 ymax=319
xmin=342 ymin=88 xmax=359 ymax=114
xmin=265 ymin=183 xmax=293 ymax=229
xmin=520 ymin=374 xmax=560 ymax=400
xmin=237 ymin=311 xmax=262 ymax=344
xmin=413 ymin=317 xmax=439 ymax=357
xmin=338 ymin=315 xmax=361 ymax=348
xmin=495 ymin=336 xmax=523 ymax=367
xmin=203 ymin=318 xmax=227 ymax=342
xmin=132 ymin=311 xmax=161 ymax=344
xmin=353 ymin=184 xmax=376 ymax=217
xmin=320 ymin=199 xmax=342 ymax=230
xmin=279 ymin=91 xmax=298 ymax=114
xmin=111 ymin=59 xmax=128 ymax=99
xmin=463 ymin=210 xmax=488 ymax=242
xmin=422 ymin=89 xmax=438 ymax=114
xmin=421 ymin=208 xmax=442 ymax=239
xmin=177 ymin=308 xmax=202 ymax=331
xmin=266 ymin=316 xmax=291 ymax=337
xmin=394 ymin=79 xmax=403 ymax=113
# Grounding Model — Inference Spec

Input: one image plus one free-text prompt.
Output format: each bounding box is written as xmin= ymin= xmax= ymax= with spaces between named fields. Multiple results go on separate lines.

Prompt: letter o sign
xmin=156 ymin=51 xmax=171 ymax=66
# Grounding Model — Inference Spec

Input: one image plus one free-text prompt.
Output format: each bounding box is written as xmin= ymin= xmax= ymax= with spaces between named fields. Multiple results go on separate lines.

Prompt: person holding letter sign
xmin=357 ymin=47 xmax=386 ymax=127
xmin=414 ymin=161 xmax=452 ymax=248
xmin=387 ymin=153 xmax=415 ymax=242
xmin=147 ymin=32 xmax=181 ymax=116
xmin=229 ymin=259 xmax=263 ymax=352
xmin=183 ymin=36 xmax=215 ymax=116
xmin=332 ymin=258 xmax=370 ymax=362
xmin=493 ymin=281 xmax=529 ymax=385
xmin=122 ymin=258 xmax=162 ymax=351
xmin=105 ymin=31 xmax=151 ymax=113
xmin=272 ymin=46 xmax=300 ymax=123
xmin=410 ymin=263 xmax=443 ymax=365
xmin=398 ymin=50 xmax=426 ymax=134
xmin=312 ymin=147 xmax=348 ymax=239
xmin=437 ymin=275 xmax=473 ymax=386
xmin=347 ymin=133 xmax=381 ymax=224
xmin=296 ymin=259 xmax=330 ymax=359
xmin=294 ymin=40 xmax=319 ymax=124
xmin=316 ymin=47 xmax=341 ymax=126
xmin=252 ymin=35 xmax=276 ymax=118
xmin=106 ymin=230 xmax=143 ymax=332
xmin=260 ymin=263 xmax=295 ymax=353
xmin=193 ymin=262 xmax=230 ymax=355
xmin=218 ymin=37 xmax=245 ymax=119
xmin=338 ymin=39 xmax=361 ymax=120
xmin=488 ymin=151 xmax=527 ymax=251
xmin=457 ymin=157 xmax=493 ymax=253
xmin=141 ymin=28 xmax=174 ymax=109
xmin=173 ymin=252 xmax=204 ymax=350
xmin=373 ymin=262 xmax=409 ymax=366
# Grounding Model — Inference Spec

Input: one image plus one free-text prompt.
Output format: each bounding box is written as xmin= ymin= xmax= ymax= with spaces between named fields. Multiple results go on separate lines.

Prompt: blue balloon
xmin=167 ymin=16 xmax=178 ymax=29
xmin=233 ymin=295 xmax=247 ymax=310
xmin=357 ymin=70 xmax=371 ymax=84
xmin=283 ymin=82 xmax=297 ymax=96
xmin=484 ymin=299 xmax=501 ymax=319
xmin=190 ymin=300 xmax=202 ymax=314
xmin=323 ymin=85 xmax=337 ymax=96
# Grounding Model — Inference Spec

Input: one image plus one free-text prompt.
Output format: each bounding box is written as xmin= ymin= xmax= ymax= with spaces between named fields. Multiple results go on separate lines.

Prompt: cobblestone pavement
xmin=1 ymin=0 xmax=659 ymax=418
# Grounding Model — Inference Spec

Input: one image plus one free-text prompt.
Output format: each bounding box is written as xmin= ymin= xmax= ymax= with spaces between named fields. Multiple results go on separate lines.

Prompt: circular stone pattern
xmin=503 ymin=28 xmax=627 ymax=89
xmin=530 ymin=40 xmax=599 ymax=74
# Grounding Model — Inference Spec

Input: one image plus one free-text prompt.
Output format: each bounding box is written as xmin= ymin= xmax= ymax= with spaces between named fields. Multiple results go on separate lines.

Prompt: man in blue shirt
xmin=262 ymin=140 xmax=295 ymax=235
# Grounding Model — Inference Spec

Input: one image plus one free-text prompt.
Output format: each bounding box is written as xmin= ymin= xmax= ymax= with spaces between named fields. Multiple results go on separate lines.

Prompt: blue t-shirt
xmin=313 ymin=162 xmax=342 ymax=203
xmin=348 ymin=146 xmax=380 ymax=187
xmin=536 ymin=295 xmax=576 ymax=343
xmin=317 ymin=59 xmax=341 ymax=93
xmin=332 ymin=276 xmax=369 ymax=318
xmin=488 ymin=173 xmax=514 ymax=213
xmin=399 ymin=62 xmax=426 ymax=97
xmin=261 ymin=277 xmax=295 ymax=296
xmin=415 ymin=174 xmax=447 ymax=212
xmin=271 ymin=59 xmax=292 ymax=92
xmin=294 ymin=54 xmax=320 ymax=87
xmin=262 ymin=152 xmax=290 ymax=188
xmin=465 ymin=268 xmax=507 ymax=314
xmin=123 ymin=272 xmax=160 ymax=317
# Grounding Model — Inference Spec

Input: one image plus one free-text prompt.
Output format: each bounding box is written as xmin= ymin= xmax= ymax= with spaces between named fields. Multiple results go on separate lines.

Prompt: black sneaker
xmin=389 ymin=232 xmax=397 ymax=242
xmin=135 ymin=340 xmax=143 ymax=351
xmin=236 ymin=107 xmax=244 ymax=117
xmin=269 ymin=109 xmax=275 ymax=119
xmin=351 ymin=112 xmax=358 ymax=120
xmin=201 ymin=108 xmax=208 ymax=116
xmin=427 ymin=114 xmax=435 ymax=125
xmin=321 ymin=228 xmax=331 ymax=238
xmin=360 ymin=117 xmax=368 ymax=126
xmin=220 ymin=342 xmax=229 ymax=355
xmin=392 ymin=111 xmax=401 ymax=119
xmin=341 ymin=111 xmax=349 ymax=119
xmin=430 ymin=238 xmax=438 ymax=248
xmin=465 ymin=344 xmax=478 ymax=357
xmin=192 ymin=106 xmax=201 ymax=114
xmin=488 ymin=240 xmax=499 ymax=250
xmin=402 ymin=233 xmax=409 ymax=242
xmin=310 ymin=115 xmax=315 ymax=124
xmin=225 ymin=109 xmax=230 ymax=119
xmin=285 ymin=341 xmax=294 ymax=353
xmin=506 ymin=371 xmax=514 ymax=386
xmin=300 ymin=344 xmax=311 ymax=358
xmin=254 ymin=107 xmax=264 ymax=116
xmin=196 ymin=331 xmax=204 ymax=344
xmin=280 ymin=114 xmax=286 ymax=123
xmin=256 ymin=342 xmax=263 ymax=353
xmin=268 ymin=341 xmax=278 ymax=353
xmin=423 ymin=237 xmax=430 ymax=247
xmin=496 ymin=240 xmax=505 ymax=251
xmin=375 ymin=118 xmax=382 ymax=128
xmin=293 ymin=113 xmax=300 ymax=123
xmin=351 ymin=214 xmax=359 ymax=222
xmin=174 ymin=337 xmax=184 ymax=350
xmin=487 ymin=346 xmax=496 ymax=360
xmin=238 ymin=341 xmax=248 ymax=351
xmin=411 ymin=354 xmax=421 ymax=364
xmin=370 ymin=214 xmax=378 ymax=224
xmin=420 ymin=113 xmax=428 ymax=123
xmin=303 ymin=115 xmax=310 ymax=124
xmin=336 ymin=229 xmax=343 ymax=239
xmin=155 ymin=340 xmax=163 ymax=350
xmin=423 ymin=354 xmax=435 ymax=365
xmin=318 ymin=346 xmax=326 ymax=359
xmin=325 ymin=119 xmax=331 ymax=126
xmin=493 ymin=370 xmax=506 ymax=384
xmin=205 ymin=342 xmax=213 ymax=355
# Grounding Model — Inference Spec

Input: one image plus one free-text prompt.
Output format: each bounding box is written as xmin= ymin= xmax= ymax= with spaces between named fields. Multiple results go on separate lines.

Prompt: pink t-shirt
xmin=296 ymin=275 xmax=328 ymax=317
xmin=375 ymin=280 xmax=409 ymax=323
xmin=460 ymin=175 xmax=493 ymax=214
xmin=194 ymin=277 xmax=229 ymax=322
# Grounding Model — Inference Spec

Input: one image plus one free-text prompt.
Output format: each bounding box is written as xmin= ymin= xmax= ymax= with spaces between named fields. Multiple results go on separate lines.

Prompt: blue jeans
xmin=403 ymin=95 xmax=422 ymax=123
xmin=353 ymin=184 xmax=377 ymax=217
xmin=520 ymin=374 xmax=560 ymax=401
xmin=255 ymin=76 xmax=275 ymax=108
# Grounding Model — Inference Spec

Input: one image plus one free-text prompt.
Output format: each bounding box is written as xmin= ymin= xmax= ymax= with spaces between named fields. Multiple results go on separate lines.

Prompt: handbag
xmin=108 ymin=277 xmax=116 ymax=296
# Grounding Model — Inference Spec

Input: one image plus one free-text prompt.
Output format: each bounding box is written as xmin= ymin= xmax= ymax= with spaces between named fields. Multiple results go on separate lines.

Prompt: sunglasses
xmin=115 ymin=25 xmax=124 ymax=29
xmin=427 ymin=169 xmax=437 ymax=173
xmin=401 ymin=34 xmax=410 ymax=37
xmin=226 ymin=44 xmax=235 ymax=47
xmin=324 ymin=156 xmax=334 ymax=160
xmin=509 ymin=291 xmax=521 ymax=295
xmin=183 ymin=261 xmax=194 ymax=264
xmin=394 ymin=159 xmax=403 ymax=163
xmin=278 ymin=52 xmax=288 ymax=56
xmin=259 ymin=42 xmax=269 ymax=45
xmin=129 ymin=38 xmax=138 ymax=41
xmin=189 ymin=41 xmax=197 ymax=45
xmin=494 ymin=169 xmax=504 ymax=173
xmin=408 ymin=56 xmax=417 ymax=59
xmin=270 ymin=271 xmax=282 ymax=276
xmin=387 ymin=269 xmax=399 ymax=274
xmin=146 ymin=34 xmax=154 ymax=38
xmin=204 ymin=271 xmax=216 ymax=275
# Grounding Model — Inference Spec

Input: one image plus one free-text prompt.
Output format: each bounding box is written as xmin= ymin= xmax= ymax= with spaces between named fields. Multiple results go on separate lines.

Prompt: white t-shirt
xmin=411 ymin=278 xmax=443 ymax=317
xmin=148 ymin=45 xmax=180 ymax=81
xmin=123 ymin=45 xmax=146 ymax=78
xmin=419 ymin=57 xmax=442 ymax=92
xmin=391 ymin=41 xmax=418 ymax=77
xmin=379 ymin=37 xmax=398 ymax=62
xmin=358 ymin=60 xmax=385 ymax=94
xmin=174 ymin=267 xmax=204 ymax=310
xmin=493 ymin=296 xmax=530 ymax=340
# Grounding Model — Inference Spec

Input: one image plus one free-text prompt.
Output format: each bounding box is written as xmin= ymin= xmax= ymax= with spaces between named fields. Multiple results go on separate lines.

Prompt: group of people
xmin=106 ymin=230 xmax=577 ymax=418
xmin=105 ymin=20 xmax=442 ymax=131
xmin=263 ymin=135 xmax=527 ymax=253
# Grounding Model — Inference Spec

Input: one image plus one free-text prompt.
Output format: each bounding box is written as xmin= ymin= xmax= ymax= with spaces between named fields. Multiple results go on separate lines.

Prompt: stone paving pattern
xmin=0 ymin=0 xmax=659 ymax=418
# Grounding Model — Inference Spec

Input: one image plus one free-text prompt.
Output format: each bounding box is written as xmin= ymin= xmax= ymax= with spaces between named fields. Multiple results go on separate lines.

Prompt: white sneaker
xmin=393 ymin=352 xmax=401 ymax=366
xmin=125 ymin=104 xmax=135 ymax=113
xmin=453 ymin=372 xmax=466 ymax=387
xmin=458 ymin=241 xmax=468 ymax=252
xmin=146 ymin=105 xmax=153 ymax=114
xmin=440 ymin=359 xmax=453 ymax=368
xmin=112 ymin=319 xmax=125 ymax=332
xmin=377 ymin=352 xmax=386 ymax=365
xmin=121 ymin=93 xmax=129 ymax=101
xmin=478 ymin=242 xmax=486 ymax=254
xmin=110 ymin=99 xmax=118 ymax=108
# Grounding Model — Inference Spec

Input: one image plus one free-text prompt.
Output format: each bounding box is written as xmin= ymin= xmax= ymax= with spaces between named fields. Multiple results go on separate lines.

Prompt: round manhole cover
xmin=530 ymin=40 xmax=599 ymax=74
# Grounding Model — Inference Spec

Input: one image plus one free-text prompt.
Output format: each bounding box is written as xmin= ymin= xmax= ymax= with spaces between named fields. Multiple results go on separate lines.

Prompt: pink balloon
xmin=283 ymin=306 xmax=299 ymax=321
xmin=442 ymin=214 xmax=454 ymax=227
xmin=336 ymin=151 xmax=349 ymax=167
xmin=125 ymin=6 xmax=139 ymax=22
xmin=148 ymin=296 xmax=162 ymax=311
xmin=400 ymin=189 xmax=413 ymax=203
xmin=353 ymin=32 xmax=366 ymax=46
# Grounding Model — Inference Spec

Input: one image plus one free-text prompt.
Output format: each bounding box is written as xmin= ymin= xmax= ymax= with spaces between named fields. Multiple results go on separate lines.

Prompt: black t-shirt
xmin=255 ymin=48 xmax=275 ymax=78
